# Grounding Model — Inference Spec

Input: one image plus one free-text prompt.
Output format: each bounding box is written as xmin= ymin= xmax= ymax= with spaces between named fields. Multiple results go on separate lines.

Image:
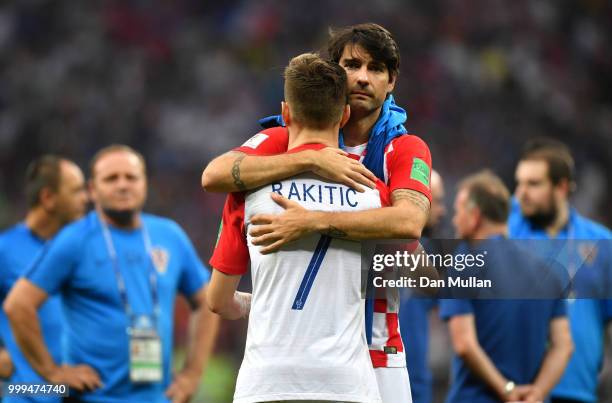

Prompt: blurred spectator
xmin=509 ymin=138 xmax=612 ymax=403
xmin=442 ymin=170 xmax=573 ymax=403
xmin=0 ymin=156 xmax=87 ymax=403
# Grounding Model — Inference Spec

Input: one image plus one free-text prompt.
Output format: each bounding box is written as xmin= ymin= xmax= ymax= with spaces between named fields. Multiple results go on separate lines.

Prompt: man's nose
xmin=116 ymin=177 xmax=131 ymax=189
xmin=356 ymin=66 xmax=369 ymax=86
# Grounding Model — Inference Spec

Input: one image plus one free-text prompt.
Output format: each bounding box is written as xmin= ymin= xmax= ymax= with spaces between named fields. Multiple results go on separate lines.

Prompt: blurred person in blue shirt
xmin=440 ymin=170 xmax=573 ymax=403
xmin=509 ymin=138 xmax=612 ymax=403
xmin=399 ymin=169 xmax=446 ymax=403
xmin=0 ymin=156 xmax=87 ymax=403
xmin=3 ymin=145 xmax=219 ymax=403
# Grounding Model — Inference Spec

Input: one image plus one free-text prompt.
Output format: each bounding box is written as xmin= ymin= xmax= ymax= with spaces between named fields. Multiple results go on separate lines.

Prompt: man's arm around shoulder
xmin=202 ymin=149 xmax=376 ymax=193
xmin=249 ymin=188 xmax=430 ymax=254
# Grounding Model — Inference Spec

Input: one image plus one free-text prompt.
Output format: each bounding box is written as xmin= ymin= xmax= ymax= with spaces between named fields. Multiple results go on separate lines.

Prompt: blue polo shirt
xmin=0 ymin=223 xmax=63 ymax=403
xmin=440 ymin=237 xmax=567 ymax=403
xmin=25 ymin=211 xmax=210 ymax=403
xmin=509 ymin=199 xmax=612 ymax=403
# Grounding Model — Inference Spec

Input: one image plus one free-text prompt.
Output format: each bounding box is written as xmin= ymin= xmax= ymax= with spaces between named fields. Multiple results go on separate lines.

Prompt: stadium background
xmin=0 ymin=0 xmax=610 ymax=401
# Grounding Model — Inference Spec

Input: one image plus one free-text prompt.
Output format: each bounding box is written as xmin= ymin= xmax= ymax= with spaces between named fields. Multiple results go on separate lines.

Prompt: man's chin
xmin=525 ymin=211 xmax=557 ymax=229
xmin=103 ymin=208 xmax=138 ymax=226
xmin=520 ymin=207 xmax=536 ymax=217
xmin=348 ymin=102 xmax=378 ymax=116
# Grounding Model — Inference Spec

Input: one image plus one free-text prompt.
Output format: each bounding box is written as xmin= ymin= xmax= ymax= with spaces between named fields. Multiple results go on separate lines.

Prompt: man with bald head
xmin=4 ymin=145 xmax=219 ymax=403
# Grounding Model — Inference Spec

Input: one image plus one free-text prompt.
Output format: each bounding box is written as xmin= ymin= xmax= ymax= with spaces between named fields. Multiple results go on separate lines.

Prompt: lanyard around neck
xmin=98 ymin=212 xmax=160 ymax=321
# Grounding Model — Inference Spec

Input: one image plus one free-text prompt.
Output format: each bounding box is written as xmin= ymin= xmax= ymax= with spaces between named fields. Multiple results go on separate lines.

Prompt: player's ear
xmin=386 ymin=71 xmax=396 ymax=93
xmin=39 ymin=187 xmax=57 ymax=211
xmin=281 ymin=101 xmax=291 ymax=126
xmin=87 ymin=179 xmax=97 ymax=203
xmin=556 ymin=178 xmax=571 ymax=197
xmin=339 ymin=104 xmax=351 ymax=128
xmin=472 ymin=207 xmax=483 ymax=233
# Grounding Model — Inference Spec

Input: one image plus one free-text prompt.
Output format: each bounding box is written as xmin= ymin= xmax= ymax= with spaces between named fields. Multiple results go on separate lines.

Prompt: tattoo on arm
xmin=325 ymin=225 xmax=347 ymax=239
xmin=232 ymin=154 xmax=247 ymax=191
xmin=392 ymin=189 xmax=431 ymax=214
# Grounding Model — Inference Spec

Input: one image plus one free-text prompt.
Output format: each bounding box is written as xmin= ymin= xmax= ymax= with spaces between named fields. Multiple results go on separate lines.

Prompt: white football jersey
xmin=235 ymin=172 xmax=387 ymax=403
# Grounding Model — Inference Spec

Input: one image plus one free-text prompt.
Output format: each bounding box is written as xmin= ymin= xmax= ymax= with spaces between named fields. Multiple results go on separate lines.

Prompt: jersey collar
xmin=286 ymin=143 xmax=328 ymax=154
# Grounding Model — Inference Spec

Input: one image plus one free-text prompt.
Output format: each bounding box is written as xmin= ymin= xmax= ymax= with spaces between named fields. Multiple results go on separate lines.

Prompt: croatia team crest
xmin=151 ymin=247 xmax=169 ymax=274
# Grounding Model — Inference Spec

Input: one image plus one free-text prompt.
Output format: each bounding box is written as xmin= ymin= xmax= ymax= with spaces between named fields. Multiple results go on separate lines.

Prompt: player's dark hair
xmin=90 ymin=144 xmax=147 ymax=178
xmin=327 ymin=23 xmax=400 ymax=80
xmin=458 ymin=170 xmax=510 ymax=224
xmin=25 ymin=155 xmax=63 ymax=208
xmin=284 ymin=53 xmax=348 ymax=129
xmin=520 ymin=137 xmax=575 ymax=186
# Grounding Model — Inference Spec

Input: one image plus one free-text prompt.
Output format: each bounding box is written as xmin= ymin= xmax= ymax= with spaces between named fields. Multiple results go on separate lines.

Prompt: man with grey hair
xmin=440 ymin=170 xmax=573 ymax=403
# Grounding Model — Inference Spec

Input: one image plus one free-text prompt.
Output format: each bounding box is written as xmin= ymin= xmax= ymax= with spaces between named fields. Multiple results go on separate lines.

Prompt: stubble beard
xmin=102 ymin=208 xmax=137 ymax=227
xmin=524 ymin=194 xmax=558 ymax=230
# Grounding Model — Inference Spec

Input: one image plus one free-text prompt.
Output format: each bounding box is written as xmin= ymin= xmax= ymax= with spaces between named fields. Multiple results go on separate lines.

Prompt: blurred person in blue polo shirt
xmin=3 ymin=145 xmax=219 ymax=403
xmin=440 ymin=170 xmax=573 ymax=403
xmin=510 ymin=138 xmax=612 ymax=403
xmin=0 ymin=155 xmax=87 ymax=403
xmin=398 ymin=169 xmax=446 ymax=403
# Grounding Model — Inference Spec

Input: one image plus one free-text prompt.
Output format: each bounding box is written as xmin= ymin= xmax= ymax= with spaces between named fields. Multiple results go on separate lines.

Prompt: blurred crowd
xmin=0 ymin=0 xmax=610 ymax=401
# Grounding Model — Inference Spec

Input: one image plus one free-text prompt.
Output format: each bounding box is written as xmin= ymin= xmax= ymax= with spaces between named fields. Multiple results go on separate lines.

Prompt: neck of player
xmin=341 ymin=105 xmax=382 ymax=147
xmin=470 ymin=222 xmax=508 ymax=242
xmin=25 ymin=208 xmax=63 ymax=240
xmin=98 ymin=207 xmax=142 ymax=230
xmin=287 ymin=126 xmax=340 ymax=149
xmin=546 ymin=198 xmax=570 ymax=238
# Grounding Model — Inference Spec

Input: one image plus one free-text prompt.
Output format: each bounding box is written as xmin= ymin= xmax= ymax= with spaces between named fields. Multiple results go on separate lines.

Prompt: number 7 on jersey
xmin=291 ymin=236 xmax=332 ymax=310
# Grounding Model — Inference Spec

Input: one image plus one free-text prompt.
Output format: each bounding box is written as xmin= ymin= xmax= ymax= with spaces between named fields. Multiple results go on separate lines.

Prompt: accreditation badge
xmin=129 ymin=315 xmax=162 ymax=383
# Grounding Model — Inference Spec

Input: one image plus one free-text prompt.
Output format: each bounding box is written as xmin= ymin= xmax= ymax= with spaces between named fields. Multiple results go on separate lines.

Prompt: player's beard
xmin=103 ymin=208 xmax=137 ymax=227
xmin=525 ymin=195 xmax=558 ymax=229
